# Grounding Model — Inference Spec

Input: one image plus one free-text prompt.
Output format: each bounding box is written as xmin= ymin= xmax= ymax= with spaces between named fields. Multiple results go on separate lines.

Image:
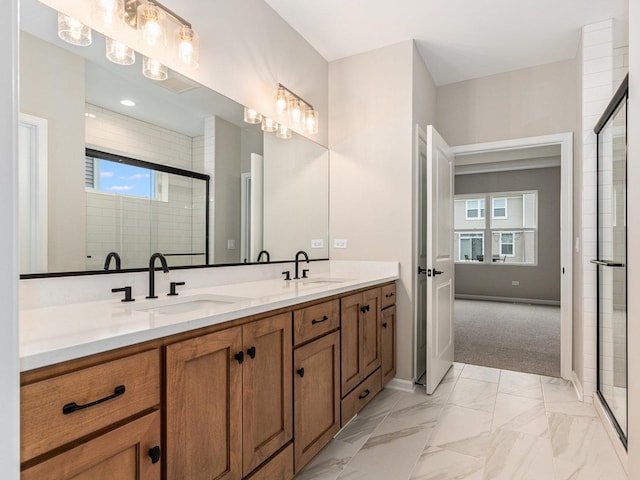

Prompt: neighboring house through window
xmin=465 ymin=198 xmax=485 ymax=219
xmin=492 ymin=197 xmax=507 ymax=218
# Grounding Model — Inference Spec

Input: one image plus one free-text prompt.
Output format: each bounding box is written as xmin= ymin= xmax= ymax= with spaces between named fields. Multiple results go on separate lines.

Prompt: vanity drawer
xmin=21 ymin=349 xmax=160 ymax=463
xmin=341 ymin=369 xmax=381 ymax=426
xmin=381 ymin=283 xmax=396 ymax=310
xmin=293 ymin=299 xmax=340 ymax=346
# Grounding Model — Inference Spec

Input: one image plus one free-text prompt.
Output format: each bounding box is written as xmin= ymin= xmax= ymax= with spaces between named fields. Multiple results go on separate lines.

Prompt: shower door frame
xmin=594 ymin=74 xmax=628 ymax=449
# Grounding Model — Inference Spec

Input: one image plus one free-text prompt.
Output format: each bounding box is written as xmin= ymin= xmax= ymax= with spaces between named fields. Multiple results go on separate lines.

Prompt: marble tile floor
xmin=295 ymin=363 xmax=627 ymax=480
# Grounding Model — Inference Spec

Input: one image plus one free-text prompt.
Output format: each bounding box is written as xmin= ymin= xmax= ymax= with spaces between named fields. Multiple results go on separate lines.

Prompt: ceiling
xmin=264 ymin=0 xmax=628 ymax=86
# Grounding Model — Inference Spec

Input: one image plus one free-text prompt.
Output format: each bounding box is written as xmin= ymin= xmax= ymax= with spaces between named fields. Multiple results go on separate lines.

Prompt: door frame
xmin=450 ymin=132 xmax=573 ymax=380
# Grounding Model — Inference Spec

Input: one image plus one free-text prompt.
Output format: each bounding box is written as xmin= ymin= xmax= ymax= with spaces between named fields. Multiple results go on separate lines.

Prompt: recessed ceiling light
xmin=120 ymin=99 xmax=136 ymax=107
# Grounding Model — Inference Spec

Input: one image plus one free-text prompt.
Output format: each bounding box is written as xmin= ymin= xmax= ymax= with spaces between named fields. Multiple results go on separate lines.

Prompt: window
xmin=499 ymin=232 xmax=514 ymax=256
xmin=455 ymin=190 xmax=538 ymax=265
xmin=465 ymin=199 xmax=485 ymax=219
xmin=492 ymin=197 xmax=507 ymax=219
xmin=86 ymin=156 xmax=157 ymax=199
xmin=457 ymin=232 xmax=484 ymax=262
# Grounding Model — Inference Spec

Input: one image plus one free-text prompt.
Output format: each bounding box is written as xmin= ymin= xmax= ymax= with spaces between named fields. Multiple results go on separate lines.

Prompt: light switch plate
xmin=227 ymin=239 xmax=236 ymax=249
xmin=334 ymin=239 xmax=348 ymax=249
xmin=311 ymin=239 xmax=324 ymax=248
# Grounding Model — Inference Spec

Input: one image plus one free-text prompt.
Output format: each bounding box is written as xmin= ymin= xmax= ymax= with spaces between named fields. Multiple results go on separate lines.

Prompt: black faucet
xmin=257 ymin=250 xmax=270 ymax=263
xmin=104 ymin=252 xmax=121 ymax=271
xmin=147 ymin=252 xmax=169 ymax=299
xmin=294 ymin=250 xmax=310 ymax=279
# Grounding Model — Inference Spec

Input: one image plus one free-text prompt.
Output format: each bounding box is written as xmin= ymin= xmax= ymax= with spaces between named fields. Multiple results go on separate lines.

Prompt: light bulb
xmin=276 ymin=123 xmax=292 ymax=139
xmin=91 ymin=0 xmax=123 ymax=29
xmin=288 ymin=98 xmax=302 ymax=126
xmin=137 ymin=3 xmax=166 ymax=48
xmin=142 ymin=56 xmax=168 ymax=81
xmin=106 ymin=37 xmax=135 ymax=65
xmin=304 ymin=108 xmax=319 ymax=135
xmin=261 ymin=117 xmax=278 ymax=133
xmin=58 ymin=13 xmax=92 ymax=46
xmin=176 ymin=25 xmax=199 ymax=69
xmin=276 ymin=88 xmax=287 ymax=114
xmin=243 ymin=108 xmax=262 ymax=124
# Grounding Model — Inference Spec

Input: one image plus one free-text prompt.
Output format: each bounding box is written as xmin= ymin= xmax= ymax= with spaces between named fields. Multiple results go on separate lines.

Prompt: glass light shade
xmin=261 ymin=117 xmax=278 ymax=133
xmin=176 ymin=25 xmax=199 ymax=69
xmin=106 ymin=37 xmax=135 ymax=65
xmin=91 ymin=0 xmax=123 ymax=29
xmin=142 ymin=56 xmax=168 ymax=81
xmin=304 ymin=108 xmax=319 ymax=135
xmin=137 ymin=3 xmax=166 ymax=48
xmin=276 ymin=123 xmax=292 ymax=139
xmin=288 ymin=98 xmax=302 ymax=126
xmin=243 ymin=108 xmax=262 ymax=124
xmin=275 ymin=88 xmax=288 ymax=114
xmin=57 ymin=13 xmax=92 ymax=46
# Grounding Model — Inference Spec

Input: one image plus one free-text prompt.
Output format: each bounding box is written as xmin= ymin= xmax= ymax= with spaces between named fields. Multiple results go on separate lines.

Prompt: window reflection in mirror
xmin=18 ymin=0 xmax=329 ymax=276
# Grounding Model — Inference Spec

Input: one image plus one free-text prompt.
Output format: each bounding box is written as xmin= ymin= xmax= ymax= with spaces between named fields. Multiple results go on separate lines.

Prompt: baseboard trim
xmin=455 ymin=294 xmax=560 ymax=306
xmin=593 ymin=393 xmax=628 ymax=473
xmin=571 ymin=370 xmax=584 ymax=401
xmin=386 ymin=378 xmax=416 ymax=393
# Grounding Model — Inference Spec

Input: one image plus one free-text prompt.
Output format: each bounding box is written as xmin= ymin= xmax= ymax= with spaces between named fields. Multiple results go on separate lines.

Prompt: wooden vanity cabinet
xmin=20 ymin=349 xmax=161 ymax=479
xmin=293 ymin=298 xmax=341 ymax=473
xmin=165 ymin=313 xmax=292 ymax=480
xmin=381 ymin=304 xmax=397 ymax=386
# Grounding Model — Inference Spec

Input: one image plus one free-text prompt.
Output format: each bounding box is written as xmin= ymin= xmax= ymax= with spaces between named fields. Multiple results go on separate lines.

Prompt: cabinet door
xmin=294 ymin=331 xmax=340 ymax=473
xmin=361 ymin=288 xmax=381 ymax=378
xmin=166 ymin=327 xmax=243 ymax=480
xmin=340 ymin=292 xmax=363 ymax=395
xmin=22 ymin=411 xmax=161 ymax=480
xmin=242 ymin=313 xmax=293 ymax=476
xmin=381 ymin=305 xmax=396 ymax=386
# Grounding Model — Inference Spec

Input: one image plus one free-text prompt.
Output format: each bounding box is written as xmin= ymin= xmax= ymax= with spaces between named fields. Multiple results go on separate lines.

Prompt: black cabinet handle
xmin=235 ymin=351 xmax=244 ymax=364
xmin=358 ymin=389 xmax=371 ymax=400
xmin=247 ymin=346 xmax=256 ymax=359
xmin=360 ymin=305 xmax=370 ymax=314
xmin=62 ymin=385 xmax=126 ymax=415
xmin=148 ymin=445 xmax=161 ymax=464
xmin=311 ymin=315 xmax=329 ymax=325
xmin=385 ymin=292 xmax=395 ymax=298
xmin=297 ymin=368 xmax=305 ymax=378
xmin=382 ymin=322 xmax=388 ymax=328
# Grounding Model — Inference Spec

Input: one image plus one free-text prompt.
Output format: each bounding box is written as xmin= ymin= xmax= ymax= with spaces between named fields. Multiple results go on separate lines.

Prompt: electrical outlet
xmin=311 ymin=239 xmax=324 ymax=248
xmin=512 ymin=280 xmax=519 ymax=286
xmin=334 ymin=239 xmax=348 ymax=249
xmin=227 ymin=239 xmax=236 ymax=250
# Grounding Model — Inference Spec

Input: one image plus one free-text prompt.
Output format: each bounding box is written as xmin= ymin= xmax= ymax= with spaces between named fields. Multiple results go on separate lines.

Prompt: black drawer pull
xmin=382 ymin=322 xmax=388 ymax=328
xmin=247 ymin=346 xmax=256 ymax=359
xmin=235 ymin=351 xmax=244 ymax=364
xmin=358 ymin=389 xmax=371 ymax=400
xmin=311 ymin=315 xmax=329 ymax=325
xmin=385 ymin=292 xmax=395 ymax=298
xmin=297 ymin=368 xmax=305 ymax=378
xmin=62 ymin=385 xmax=125 ymax=415
xmin=148 ymin=445 xmax=161 ymax=464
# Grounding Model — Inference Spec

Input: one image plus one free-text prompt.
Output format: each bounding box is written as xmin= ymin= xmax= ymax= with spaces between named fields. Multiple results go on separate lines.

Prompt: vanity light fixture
xmin=106 ymin=37 xmax=136 ymax=65
xmin=275 ymin=83 xmax=319 ymax=135
xmin=136 ymin=2 xmax=166 ymax=49
xmin=261 ymin=117 xmax=278 ymax=133
xmin=243 ymin=108 xmax=262 ymax=124
xmin=176 ymin=25 xmax=199 ymax=68
xmin=142 ymin=56 xmax=168 ymax=81
xmin=57 ymin=13 xmax=92 ymax=46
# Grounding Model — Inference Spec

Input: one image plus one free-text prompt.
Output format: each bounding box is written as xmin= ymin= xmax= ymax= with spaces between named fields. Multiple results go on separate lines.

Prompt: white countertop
xmin=20 ymin=262 xmax=398 ymax=371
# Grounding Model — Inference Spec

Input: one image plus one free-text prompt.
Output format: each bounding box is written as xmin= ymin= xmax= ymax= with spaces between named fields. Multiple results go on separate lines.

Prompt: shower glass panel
xmin=594 ymin=76 xmax=627 ymax=446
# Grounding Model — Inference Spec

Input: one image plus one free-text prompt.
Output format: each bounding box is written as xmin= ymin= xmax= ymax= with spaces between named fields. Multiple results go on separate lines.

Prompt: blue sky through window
xmin=97 ymin=159 xmax=155 ymax=199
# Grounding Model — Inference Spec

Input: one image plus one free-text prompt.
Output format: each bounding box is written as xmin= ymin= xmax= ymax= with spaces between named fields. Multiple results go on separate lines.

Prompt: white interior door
xmin=415 ymin=130 xmax=428 ymax=382
xmin=424 ymin=125 xmax=454 ymax=394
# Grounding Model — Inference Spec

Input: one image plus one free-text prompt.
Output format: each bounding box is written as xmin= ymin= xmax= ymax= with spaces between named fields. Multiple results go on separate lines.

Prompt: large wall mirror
xmin=19 ymin=0 xmax=329 ymax=276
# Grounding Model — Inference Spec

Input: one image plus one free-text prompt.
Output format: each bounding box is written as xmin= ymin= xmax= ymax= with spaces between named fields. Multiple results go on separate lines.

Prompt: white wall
xmin=20 ymin=32 xmax=86 ymax=272
xmin=1 ymin=0 xmax=19 ymax=477
xmin=626 ymin=0 xmax=639 ymax=475
xmin=329 ymin=40 xmax=437 ymax=381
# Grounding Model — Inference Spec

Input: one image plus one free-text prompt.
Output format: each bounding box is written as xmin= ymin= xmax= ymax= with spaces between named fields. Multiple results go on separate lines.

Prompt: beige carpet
xmin=454 ymin=299 xmax=561 ymax=377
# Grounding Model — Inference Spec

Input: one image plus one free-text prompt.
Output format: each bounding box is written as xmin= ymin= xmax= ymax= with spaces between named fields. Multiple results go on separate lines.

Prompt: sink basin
xmin=129 ymin=294 xmax=249 ymax=315
xmin=300 ymin=277 xmax=353 ymax=285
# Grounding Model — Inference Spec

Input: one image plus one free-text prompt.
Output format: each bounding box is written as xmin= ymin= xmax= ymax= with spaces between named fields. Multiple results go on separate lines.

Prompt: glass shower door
xmin=594 ymin=76 xmax=627 ymax=445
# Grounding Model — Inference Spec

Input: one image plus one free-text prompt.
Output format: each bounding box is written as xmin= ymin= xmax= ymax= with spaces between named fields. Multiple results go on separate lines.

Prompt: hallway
xmin=295 ymin=364 xmax=626 ymax=479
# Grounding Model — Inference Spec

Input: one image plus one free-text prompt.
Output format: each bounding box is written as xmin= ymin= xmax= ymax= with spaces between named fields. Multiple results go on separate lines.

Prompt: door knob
xmin=418 ymin=267 xmax=428 ymax=275
xmin=432 ymin=269 xmax=444 ymax=276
